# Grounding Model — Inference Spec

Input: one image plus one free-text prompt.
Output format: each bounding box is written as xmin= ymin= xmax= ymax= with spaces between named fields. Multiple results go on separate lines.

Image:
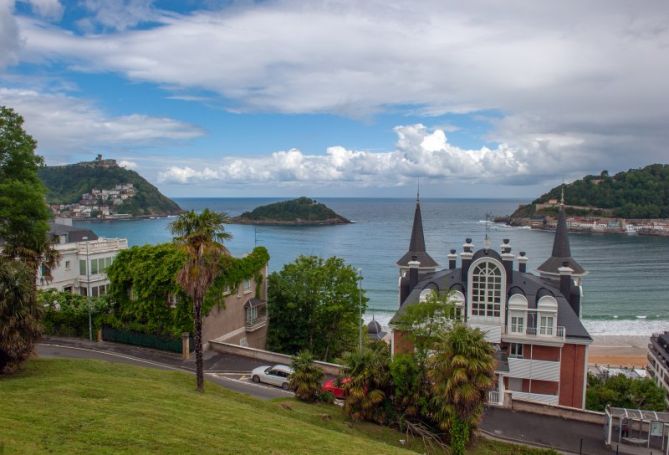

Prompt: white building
xmin=37 ymin=222 xmax=128 ymax=297
xmin=647 ymin=332 xmax=669 ymax=404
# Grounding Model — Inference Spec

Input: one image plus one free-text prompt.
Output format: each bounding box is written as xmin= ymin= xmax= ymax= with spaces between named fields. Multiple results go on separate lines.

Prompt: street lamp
xmin=357 ymin=268 xmax=363 ymax=352
xmin=82 ymin=236 xmax=92 ymax=342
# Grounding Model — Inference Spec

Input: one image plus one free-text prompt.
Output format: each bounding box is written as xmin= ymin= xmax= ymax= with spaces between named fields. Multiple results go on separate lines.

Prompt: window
xmin=540 ymin=315 xmax=554 ymax=335
xmin=79 ymin=287 xmax=87 ymax=296
xmin=65 ymin=260 xmax=71 ymax=271
xmin=79 ymin=259 xmax=87 ymax=276
xmin=470 ymin=261 xmax=502 ymax=317
xmin=91 ymin=258 xmax=98 ymax=274
xmin=243 ymin=279 xmax=252 ymax=293
xmin=246 ymin=305 xmax=258 ymax=324
xmin=105 ymin=257 xmax=112 ymax=268
xmin=511 ymin=316 xmax=525 ymax=334
xmin=510 ymin=343 xmax=524 ymax=358
xmin=92 ymin=286 xmax=99 ymax=297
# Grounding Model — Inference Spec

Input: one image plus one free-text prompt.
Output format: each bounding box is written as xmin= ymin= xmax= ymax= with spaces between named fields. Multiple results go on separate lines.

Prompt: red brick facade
xmin=558 ymin=343 xmax=587 ymax=408
xmin=393 ymin=330 xmax=414 ymax=354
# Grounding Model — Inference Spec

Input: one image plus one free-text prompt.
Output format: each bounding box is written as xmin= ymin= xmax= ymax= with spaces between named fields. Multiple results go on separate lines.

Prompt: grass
xmin=0 ymin=359 xmax=555 ymax=454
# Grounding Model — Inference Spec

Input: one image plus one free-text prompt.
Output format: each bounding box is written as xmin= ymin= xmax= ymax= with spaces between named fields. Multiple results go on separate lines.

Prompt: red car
xmin=321 ymin=377 xmax=351 ymax=399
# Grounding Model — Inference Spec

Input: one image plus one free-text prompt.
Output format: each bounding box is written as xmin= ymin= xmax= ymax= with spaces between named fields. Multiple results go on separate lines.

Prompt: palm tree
xmin=0 ymin=257 xmax=42 ymax=374
xmin=429 ymin=323 xmax=495 ymax=454
xmin=170 ymin=209 xmax=231 ymax=392
xmin=289 ymin=350 xmax=324 ymax=402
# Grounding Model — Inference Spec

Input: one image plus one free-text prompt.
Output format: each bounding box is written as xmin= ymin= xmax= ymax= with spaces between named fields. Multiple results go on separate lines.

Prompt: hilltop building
xmin=37 ymin=221 xmax=128 ymax=296
xmin=390 ymin=197 xmax=592 ymax=409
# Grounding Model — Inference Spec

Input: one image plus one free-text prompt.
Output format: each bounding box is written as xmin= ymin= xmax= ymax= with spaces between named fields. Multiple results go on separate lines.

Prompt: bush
xmin=289 ymin=350 xmax=325 ymax=403
xmin=39 ymin=290 xmax=111 ymax=338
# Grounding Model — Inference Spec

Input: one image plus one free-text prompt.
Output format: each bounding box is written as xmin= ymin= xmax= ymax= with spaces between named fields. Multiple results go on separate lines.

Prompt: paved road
xmin=37 ymin=342 xmax=291 ymax=400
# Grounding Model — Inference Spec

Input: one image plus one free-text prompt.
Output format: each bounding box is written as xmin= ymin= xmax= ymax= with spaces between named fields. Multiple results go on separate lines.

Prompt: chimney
xmin=408 ymin=256 xmax=420 ymax=293
xmin=518 ymin=251 xmax=528 ymax=273
xmin=559 ymin=262 xmax=578 ymax=315
xmin=448 ymin=249 xmax=457 ymax=270
xmin=461 ymin=238 xmax=474 ymax=280
xmin=500 ymin=239 xmax=514 ymax=284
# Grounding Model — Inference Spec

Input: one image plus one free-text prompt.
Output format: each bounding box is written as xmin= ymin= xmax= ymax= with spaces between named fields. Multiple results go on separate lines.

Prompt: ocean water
xmin=75 ymin=198 xmax=669 ymax=336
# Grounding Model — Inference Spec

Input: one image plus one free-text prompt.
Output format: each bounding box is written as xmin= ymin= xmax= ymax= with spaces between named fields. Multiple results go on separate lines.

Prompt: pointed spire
xmin=537 ymin=205 xmax=586 ymax=276
xmin=396 ymin=196 xmax=438 ymax=268
xmin=560 ymin=184 xmax=565 ymax=206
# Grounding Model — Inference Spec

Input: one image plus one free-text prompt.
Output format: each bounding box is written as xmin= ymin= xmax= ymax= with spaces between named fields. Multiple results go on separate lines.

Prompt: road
xmin=37 ymin=342 xmax=292 ymax=400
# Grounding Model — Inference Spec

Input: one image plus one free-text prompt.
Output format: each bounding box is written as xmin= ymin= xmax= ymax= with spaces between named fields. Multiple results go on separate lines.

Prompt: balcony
xmin=510 ymin=391 xmax=559 ymax=406
xmin=503 ymin=325 xmax=565 ymax=342
xmin=245 ymin=315 xmax=268 ymax=332
xmin=77 ymin=238 xmax=128 ymax=254
xmin=508 ymin=357 xmax=561 ymax=381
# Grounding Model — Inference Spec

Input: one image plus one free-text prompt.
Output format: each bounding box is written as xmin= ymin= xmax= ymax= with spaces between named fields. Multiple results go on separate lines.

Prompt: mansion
xmin=390 ymin=197 xmax=592 ymax=409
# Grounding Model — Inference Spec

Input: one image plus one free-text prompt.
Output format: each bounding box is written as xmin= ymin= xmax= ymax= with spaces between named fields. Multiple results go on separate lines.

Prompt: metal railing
xmin=504 ymin=325 xmax=565 ymax=340
xmin=245 ymin=315 xmax=268 ymax=331
xmin=488 ymin=391 xmax=501 ymax=406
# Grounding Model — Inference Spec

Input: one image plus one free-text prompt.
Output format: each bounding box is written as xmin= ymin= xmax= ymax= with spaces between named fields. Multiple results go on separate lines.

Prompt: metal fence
xmin=101 ymin=325 xmax=190 ymax=353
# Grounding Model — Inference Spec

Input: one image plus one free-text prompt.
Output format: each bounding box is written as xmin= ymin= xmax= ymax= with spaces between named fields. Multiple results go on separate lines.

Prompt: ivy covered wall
xmin=105 ymin=244 xmax=269 ymax=336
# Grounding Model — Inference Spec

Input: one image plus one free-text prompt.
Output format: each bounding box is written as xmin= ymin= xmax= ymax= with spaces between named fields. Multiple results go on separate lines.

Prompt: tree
xmin=289 ymin=350 xmax=324 ymax=402
xmin=170 ymin=209 xmax=231 ymax=392
xmin=0 ymin=257 xmax=42 ymax=374
xmin=0 ymin=106 xmax=52 ymax=269
xmin=429 ymin=324 xmax=495 ymax=455
xmin=586 ymin=373 xmax=667 ymax=412
xmin=341 ymin=341 xmax=393 ymax=424
xmin=267 ymin=256 xmax=367 ymax=361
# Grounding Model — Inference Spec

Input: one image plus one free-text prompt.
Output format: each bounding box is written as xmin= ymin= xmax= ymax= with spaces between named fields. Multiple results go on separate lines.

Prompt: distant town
xmin=49 ymin=182 xmax=137 ymax=220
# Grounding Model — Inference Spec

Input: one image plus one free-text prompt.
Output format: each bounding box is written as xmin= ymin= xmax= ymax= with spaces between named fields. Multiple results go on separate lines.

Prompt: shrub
xmin=289 ymin=350 xmax=325 ymax=403
xmin=39 ymin=290 xmax=111 ymax=338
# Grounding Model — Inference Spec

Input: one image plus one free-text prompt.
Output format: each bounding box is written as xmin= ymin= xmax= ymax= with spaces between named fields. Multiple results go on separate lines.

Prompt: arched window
xmin=471 ymin=261 xmax=503 ymax=318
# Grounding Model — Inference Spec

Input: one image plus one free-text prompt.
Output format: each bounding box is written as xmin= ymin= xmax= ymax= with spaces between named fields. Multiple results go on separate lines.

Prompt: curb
xmin=478 ymin=428 xmax=579 ymax=455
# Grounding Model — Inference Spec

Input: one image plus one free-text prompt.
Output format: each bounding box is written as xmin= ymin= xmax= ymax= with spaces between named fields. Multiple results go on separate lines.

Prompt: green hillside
xmin=0 ymin=359 xmax=552 ymax=454
xmin=513 ymin=164 xmax=669 ymax=219
xmin=233 ymin=197 xmax=351 ymax=225
xmin=38 ymin=158 xmax=181 ymax=216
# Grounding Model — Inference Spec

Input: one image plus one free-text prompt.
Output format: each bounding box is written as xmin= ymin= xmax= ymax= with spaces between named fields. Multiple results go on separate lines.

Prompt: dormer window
xmin=507 ymin=293 xmax=528 ymax=335
xmin=537 ymin=295 xmax=558 ymax=337
xmin=469 ymin=259 xmax=505 ymax=320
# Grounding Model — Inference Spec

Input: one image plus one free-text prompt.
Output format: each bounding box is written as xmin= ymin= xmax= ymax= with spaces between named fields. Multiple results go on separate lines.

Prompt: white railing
xmin=245 ymin=315 xmax=268 ymax=331
xmin=77 ymin=238 xmax=128 ymax=254
xmin=511 ymin=391 xmax=559 ymax=405
xmin=504 ymin=325 xmax=565 ymax=341
xmin=488 ymin=391 xmax=501 ymax=406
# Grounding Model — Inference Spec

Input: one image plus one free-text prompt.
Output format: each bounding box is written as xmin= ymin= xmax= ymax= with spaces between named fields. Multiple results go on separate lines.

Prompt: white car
xmin=251 ymin=364 xmax=294 ymax=390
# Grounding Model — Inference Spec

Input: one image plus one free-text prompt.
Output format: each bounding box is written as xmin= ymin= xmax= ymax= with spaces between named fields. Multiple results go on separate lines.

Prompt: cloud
xmin=24 ymin=0 xmax=63 ymax=20
xmin=0 ymin=1 xmax=20 ymax=68
xmin=0 ymin=87 xmax=204 ymax=161
xmin=118 ymin=159 xmax=138 ymax=169
xmin=77 ymin=0 xmax=156 ymax=31
xmin=157 ymin=124 xmax=587 ymax=187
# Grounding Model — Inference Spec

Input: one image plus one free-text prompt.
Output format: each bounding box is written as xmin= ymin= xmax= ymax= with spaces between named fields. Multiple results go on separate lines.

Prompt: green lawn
xmin=0 ymin=359 xmax=554 ymax=454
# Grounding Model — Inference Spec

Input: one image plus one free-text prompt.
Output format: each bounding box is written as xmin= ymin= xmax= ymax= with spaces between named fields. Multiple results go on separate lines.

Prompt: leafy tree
xmin=0 ymin=257 xmax=42 ymax=374
xmin=170 ymin=209 xmax=231 ymax=392
xmin=389 ymin=353 xmax=424 ymax=417
xmin=38 ymin=290 xmax=111 ymax=338
xmin=429 ymin=323 xmax=495 ymax=455
xmin=289 ymin=350 xmax=324 ymax=402
xmin=586 ymin=373 xmax=667 ymax=412
xmin=267 ymin=255 xmax=367 ymax=361
xmin=341 ymin=341 xmax=393 ymax=424
xmin=0 ymin=106 xmax=53 ymax=270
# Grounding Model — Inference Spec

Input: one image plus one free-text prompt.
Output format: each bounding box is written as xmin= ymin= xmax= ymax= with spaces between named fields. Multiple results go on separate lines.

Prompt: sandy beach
xmin=589 ymin=335 xmax=650 ymax=368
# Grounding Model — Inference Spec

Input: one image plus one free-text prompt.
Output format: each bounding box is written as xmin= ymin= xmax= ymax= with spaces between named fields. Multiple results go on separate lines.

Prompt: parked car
xmin=321 ymin=377 xmax=351 ymax=399
xmin=251 ymin=364 xmax=294 ymax=390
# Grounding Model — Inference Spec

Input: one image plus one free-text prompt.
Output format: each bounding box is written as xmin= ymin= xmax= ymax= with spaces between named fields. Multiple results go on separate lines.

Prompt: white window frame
xmin=511 ymin=315 xmax=525 ymax=334
xmin=510 ymin=343 xmax=524 ymax=358
xmin=467 ymin=258 xmax=506 ymax=322
xmin=539 ymin=315 xmax=555 ymax=336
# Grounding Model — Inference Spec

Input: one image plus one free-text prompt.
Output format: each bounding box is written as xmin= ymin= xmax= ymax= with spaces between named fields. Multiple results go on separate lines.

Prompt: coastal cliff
xmin=231 ymin=197 xmax=350 ymax=225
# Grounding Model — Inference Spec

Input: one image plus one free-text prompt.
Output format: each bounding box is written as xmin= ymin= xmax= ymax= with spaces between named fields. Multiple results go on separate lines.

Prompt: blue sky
xmin=1 ymin=1 xmax=668 ymax=197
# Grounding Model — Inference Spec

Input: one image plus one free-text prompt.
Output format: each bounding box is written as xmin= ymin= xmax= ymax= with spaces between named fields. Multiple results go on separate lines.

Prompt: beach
xmin=589 ymin=335 xmax=650 ymax=368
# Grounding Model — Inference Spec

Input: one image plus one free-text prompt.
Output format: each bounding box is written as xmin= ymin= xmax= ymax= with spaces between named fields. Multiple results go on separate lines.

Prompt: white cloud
xmin=12 ymin=0 xmax=669 ymax=179
xmin=158 ymin=124 xmax=584 ymax=187
xmin=24 ymin=0 xmax=63 ymax=20
xmin=0 ymin=0 xmax=20 ymax=68
xmin=118 ymin=159 xmax=138 ymax=169
xmin=0 ymin=87 xmax=204 ymax=161
xmin=78 ymin=0 xmax=155 ymax=31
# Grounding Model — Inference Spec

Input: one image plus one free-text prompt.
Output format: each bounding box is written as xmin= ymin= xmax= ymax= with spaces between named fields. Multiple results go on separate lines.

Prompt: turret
xmin=537 ymin=205 xmax=586 ymax=279
xmin=396 ymin=195 xmax=438 ymax=273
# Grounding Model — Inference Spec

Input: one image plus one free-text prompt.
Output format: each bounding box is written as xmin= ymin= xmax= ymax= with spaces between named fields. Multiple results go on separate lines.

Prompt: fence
xmin=101 ymin=325 xmax=192 ymax=354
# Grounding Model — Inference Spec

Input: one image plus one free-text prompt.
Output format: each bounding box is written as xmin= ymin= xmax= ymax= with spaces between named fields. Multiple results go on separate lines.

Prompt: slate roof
xmin=537 ymin=207 xmax=586 ymax=276
xmin=49 ymin=222 xmax=98 ymax=243
xmin=396 ymin=200 xmax=439 ymax=268
xmin=390 ymin=253 xmax=591 ymax=341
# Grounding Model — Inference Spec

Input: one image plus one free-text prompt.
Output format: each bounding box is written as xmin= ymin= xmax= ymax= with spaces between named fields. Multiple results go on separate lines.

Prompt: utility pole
xmin=82 ymin=236 xmax=92 ymax=342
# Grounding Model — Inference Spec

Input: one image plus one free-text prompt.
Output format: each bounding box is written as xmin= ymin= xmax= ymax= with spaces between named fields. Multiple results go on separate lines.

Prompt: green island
xmin=232 ymin=197 xmax=351 ymax=225
xmin=508 ymin=164 xmax=669 ymax=221
xmin=38 ymin=155 xmax=181 ymax=218
xmin=0 ymin=359 xmax=554 ymax=455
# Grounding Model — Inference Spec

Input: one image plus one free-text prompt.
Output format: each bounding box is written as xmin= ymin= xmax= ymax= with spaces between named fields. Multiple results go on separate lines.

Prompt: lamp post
xmin=82 ymin=236 xmax=92 ymax=342
xmin=357 ymin=268 xmax=363 ymax=352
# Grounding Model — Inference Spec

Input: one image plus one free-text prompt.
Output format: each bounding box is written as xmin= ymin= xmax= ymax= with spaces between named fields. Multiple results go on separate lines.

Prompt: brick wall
xmin=531 ymin=344 xmax=560 ymax=361
xmin=559 ymin=343 xmax=587 ymax=408
xmin=393 ymin=330 xmax=414 ymax=355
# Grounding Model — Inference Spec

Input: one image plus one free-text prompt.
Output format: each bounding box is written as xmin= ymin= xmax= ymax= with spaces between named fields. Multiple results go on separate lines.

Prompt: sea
xmin=74 ymin=198 xmax=669 ymax=337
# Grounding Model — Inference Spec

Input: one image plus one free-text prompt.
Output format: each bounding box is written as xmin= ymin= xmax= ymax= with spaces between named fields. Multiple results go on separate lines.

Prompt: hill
xmin=232 ymin=197 xmax=351 ymax=225
xmin=38 ymin=156 xmax=181 ymax=218
xmin=0 ymin=359 xmax=552 ymax=454
xmin=510 ymin=164 xmax=669 ymax=220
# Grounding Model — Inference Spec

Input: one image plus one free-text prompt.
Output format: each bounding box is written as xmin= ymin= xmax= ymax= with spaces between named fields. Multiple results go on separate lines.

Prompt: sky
xmin=1 ymin=0 xmax=668 ymax=198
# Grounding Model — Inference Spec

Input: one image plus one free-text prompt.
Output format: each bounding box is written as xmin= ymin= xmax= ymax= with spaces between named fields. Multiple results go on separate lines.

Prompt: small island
xmin=231 ymin=197 xmax=351 ymax=225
